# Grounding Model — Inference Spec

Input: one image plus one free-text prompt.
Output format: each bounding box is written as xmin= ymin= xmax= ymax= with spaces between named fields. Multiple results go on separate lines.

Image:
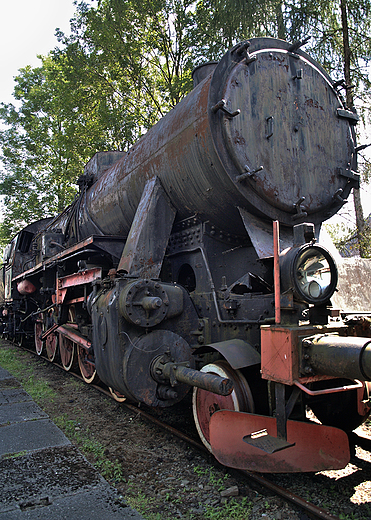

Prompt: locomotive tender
xmin=2 ymin=37 xmax=371 ymax=473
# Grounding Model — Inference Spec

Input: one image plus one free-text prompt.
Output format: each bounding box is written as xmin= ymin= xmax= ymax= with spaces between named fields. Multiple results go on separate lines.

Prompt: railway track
xmin=105 ymin=393 xmax=343 ymax=520
xmin=3 ymin=338 xmax=368 ymax=520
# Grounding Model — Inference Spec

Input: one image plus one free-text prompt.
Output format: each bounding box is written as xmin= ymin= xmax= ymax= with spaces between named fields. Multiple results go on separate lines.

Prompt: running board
xmin=210 ymin=410 xmax=350 ymax=473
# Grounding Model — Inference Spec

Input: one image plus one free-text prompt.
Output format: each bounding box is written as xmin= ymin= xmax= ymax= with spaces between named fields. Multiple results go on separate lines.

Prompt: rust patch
xmin=304 ymin=98 xmax=324 ymax=111
xmin=232 ymin=130 xmax=246 ymax=146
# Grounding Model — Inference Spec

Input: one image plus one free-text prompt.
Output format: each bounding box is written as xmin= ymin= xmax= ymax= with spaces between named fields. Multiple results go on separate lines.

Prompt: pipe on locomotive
xmin=151 ymin=354 xmax=234 ymax=396
xmin=303 ymin=335 xmax=371 ymax=381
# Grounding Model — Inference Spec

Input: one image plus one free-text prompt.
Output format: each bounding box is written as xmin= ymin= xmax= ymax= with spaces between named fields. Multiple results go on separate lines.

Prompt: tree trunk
xmin=340 ymin=0 xmax=366 ymax=256
xmin=275 ymin=1 xmax=286 ymax=40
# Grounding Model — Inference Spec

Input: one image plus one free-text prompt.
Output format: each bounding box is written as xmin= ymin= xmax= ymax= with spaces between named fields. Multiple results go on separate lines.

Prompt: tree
xmin=192 ymin=0 xmax=371 ymax=255
xmin=0 ymin=0 xmax=199 ymax=246
xmin=0 ymin=62 xmax=77 ymax=243
xmin=55 ymin=0 xmax=195 ymax=128
xmin=2 ymin=0 xmax=371 ymax=253
xmin=310 ymin=0 xmax=371 ymax=256
xmin=0 ymin=52 xmax=116 ymax=244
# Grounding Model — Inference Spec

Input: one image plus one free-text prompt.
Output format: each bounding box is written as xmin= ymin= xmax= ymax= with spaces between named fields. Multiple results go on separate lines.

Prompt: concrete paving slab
xmin=0 ymin=418 xmax=70 ymax=457
xmin=0 ymin=361 xmax=144 ymax=520
xmin=0 ymin=489 xmax=143 ymax=519
xmin=0 ymin=388 xmax=32 ymax=404
xmin=0 ymin=401 xmax=48 ymax=425
xmin=0 ymin=367 xmax=12 ymax=380
xmin=0 ymin=445 xmax=143 ymax=519
xmin=0 ymin=445 xmax=103 ymax=510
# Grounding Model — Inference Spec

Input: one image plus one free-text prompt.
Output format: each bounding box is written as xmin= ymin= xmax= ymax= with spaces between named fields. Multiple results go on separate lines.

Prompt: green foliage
xmin=0 ymin=0 xmax=197 ymax=245
xmin=54 ymin=413 xmax=125 ymax=482
xmin=2 ymin=450 xmax=28 ymax=459
xmin=0 ymin=347 xmax=28 ymax=377
xmin=23 ymin=374 xmax=57 ymax=402
xmin=193 ymin=465 xmax=229 ymax=491
xmin=82 ymin=438 xmax=124 ymax=481
xmin=125 ymin=485 xmax=162 ymax=520
xmin=54 ymin=414 xmax=81 ymax=437
xmin=0 ymin=59 xmax=83 ymax=243
xmin=56 ymin=0 xmax=195 ymax=125
xmin=325 ymin=220 xmax=371 ymax=258
xmin=339 ymin=513 xmax=359 ymax=520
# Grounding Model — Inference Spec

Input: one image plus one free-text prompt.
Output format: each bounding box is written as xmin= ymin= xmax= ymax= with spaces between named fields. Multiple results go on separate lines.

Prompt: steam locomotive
xmin=2 ymin=37 xmax=371 ymax=473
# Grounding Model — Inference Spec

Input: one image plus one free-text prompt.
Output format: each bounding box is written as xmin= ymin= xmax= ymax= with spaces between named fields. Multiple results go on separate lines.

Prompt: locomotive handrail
xmin=294 ymin=379 xmax=363 ymax=396
xmin=273 ymin=220 xmax=280 ymax=324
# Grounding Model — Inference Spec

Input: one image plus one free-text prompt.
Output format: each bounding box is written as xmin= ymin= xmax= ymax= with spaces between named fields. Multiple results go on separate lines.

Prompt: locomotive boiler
xmin=1 ymin=37 xmax=371 ymax=473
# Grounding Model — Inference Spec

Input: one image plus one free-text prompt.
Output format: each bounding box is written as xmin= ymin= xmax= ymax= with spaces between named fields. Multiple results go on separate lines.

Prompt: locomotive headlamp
xmin=280 ymin=244 xmax=338 ymax=305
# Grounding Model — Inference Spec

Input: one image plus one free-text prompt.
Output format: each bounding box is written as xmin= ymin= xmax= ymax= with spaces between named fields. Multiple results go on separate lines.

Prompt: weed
xmin=204 ymin=497 xmax=252 ymax=519
xmin=0 ymin=348 xmax=30 ymax=379
xmin=54 ymin=414 xmax=79 ymax=436
xmin=193 ymin=465 xmax=229 ymax=491
xmin=82 ymin=437 xmax=105 ymax=457
xmin=339 ymin=514 xmax=359 ymax=520
xmin=67 ymin=378 xmax=83 ymax=390
xmin=0 ymin=347 xmax=56 ymax=403
xmin=3 ymin=450 xmax=27 ymax=459
xmin=125 ymin=490 xmax=162 ymax=520
xmin=193 ymin=465 xmax=207 ymax=477
xmin=95 ymin=458 xmax=123 ymax=482
xmin=54 ymin=427 xmax=125 ymax=483
xmin=23 ymin=375 xmax=56 ymax=402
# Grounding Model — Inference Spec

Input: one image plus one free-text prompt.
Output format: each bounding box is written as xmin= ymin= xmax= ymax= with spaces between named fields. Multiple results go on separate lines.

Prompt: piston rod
xmin=152 ymin=356 xmax=233 ymax=396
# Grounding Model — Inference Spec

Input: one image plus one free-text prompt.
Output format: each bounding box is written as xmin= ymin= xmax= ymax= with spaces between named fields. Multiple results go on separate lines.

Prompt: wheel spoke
xmin=78 ymin=346 xmax=98 ymax=384
xmin=46 ymin=332 xmax=58 ymax=362
xmin=34 ymin=318 xmax=43 ymax=355
xmin=59 ymin=333 xmax=76 ymax=371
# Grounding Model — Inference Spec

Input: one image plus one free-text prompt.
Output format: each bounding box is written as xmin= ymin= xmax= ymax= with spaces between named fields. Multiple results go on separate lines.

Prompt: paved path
xmin=0 ymin=365 xmax=144 ymax=519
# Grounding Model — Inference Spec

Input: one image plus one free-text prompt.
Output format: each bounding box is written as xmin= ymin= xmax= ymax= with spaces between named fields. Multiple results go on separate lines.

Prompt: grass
xmin=2 ymin=450 xmax=27 ymax=459
xmin=125 ymin=482 xmax=164 ymax=520
xmin=193 ymin=465 xmax=229 ymax=492
xmin=0 ymin=344 xmax=125 ymax=485
xmin=53 ymin=413 xmax=125 ymax=483
xmin=0 ymin=348 xmax=29 ymax=378
xmin=0 ymin=347 xmax=56 ymax=403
